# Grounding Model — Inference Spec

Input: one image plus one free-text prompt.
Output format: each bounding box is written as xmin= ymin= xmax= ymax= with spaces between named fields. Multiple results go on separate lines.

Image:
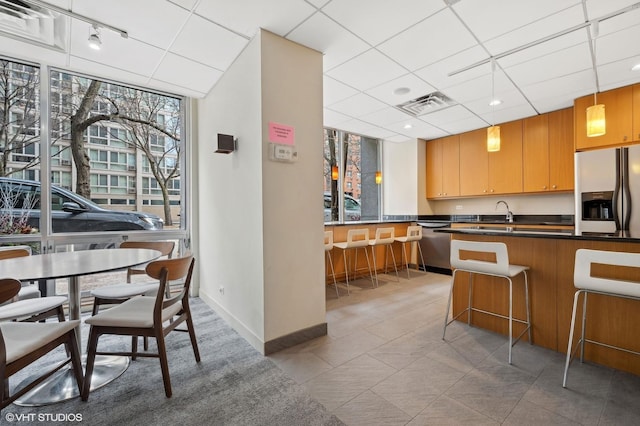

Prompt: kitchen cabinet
xmin=426 ymin=135 xmax=459 ymax=198
xmin=459 ymin=121 xmax=523 ymax=196
xmin=633 ymin=83 xmax=640 ymax=142
xmin=523 ymin=108 xmax=574 ymax=193
xmin=574 ymin=85 xmax=633 ymax=150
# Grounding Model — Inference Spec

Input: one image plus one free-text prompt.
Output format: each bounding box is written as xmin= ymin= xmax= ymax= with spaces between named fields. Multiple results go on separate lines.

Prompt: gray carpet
xmin=8 ymin=298 xmax=344 ymax=426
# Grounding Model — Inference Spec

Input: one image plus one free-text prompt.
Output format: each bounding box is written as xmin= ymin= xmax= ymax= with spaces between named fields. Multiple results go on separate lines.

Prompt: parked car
xmin=0 ymin=177 xmax=163 ymax=233
xmin=324 ymin=192 xmax=361 ymax=221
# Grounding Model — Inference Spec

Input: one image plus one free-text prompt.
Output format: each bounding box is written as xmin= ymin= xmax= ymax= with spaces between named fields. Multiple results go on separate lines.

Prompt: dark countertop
xmin=436 ymin=226 xmax=640 ymax=243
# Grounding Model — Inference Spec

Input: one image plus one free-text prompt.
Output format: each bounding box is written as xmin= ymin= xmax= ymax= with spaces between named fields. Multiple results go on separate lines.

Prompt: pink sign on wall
xmin=268 ymin=122 xmax=295 ymax=145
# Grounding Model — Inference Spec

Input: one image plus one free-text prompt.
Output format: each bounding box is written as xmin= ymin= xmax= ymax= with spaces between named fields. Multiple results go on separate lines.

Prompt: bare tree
xmin=0 ymin=60 xmax=40 ymax=177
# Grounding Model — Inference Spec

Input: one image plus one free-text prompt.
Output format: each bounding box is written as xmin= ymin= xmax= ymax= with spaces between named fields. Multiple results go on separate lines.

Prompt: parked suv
xmin=0 ymin=177 xmax=163 ymax=233
xmin=324 ymin=192 xmax=361 ymax=222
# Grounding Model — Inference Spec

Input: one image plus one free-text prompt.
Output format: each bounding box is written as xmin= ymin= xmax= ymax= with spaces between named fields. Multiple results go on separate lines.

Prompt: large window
xmin=323 ymin=128 xmax=381 ymax=223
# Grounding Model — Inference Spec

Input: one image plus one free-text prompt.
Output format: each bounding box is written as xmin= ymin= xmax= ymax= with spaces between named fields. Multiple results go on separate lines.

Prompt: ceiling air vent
xmin=395 ymin=91 xmax=456 ymax=117
xmin=0 ymin=0 xmax=66 ymax=49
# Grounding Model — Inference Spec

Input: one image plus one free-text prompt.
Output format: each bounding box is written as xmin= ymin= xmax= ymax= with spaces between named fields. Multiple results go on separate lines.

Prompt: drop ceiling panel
xmin=378 ymin=8 xmax=478 ymax=72
xmin=596 ymin=24 xmax=640 ymax=65
xmin=194 ymin=0 xmax=315 ymax=38
xmin=71 ymin=0 xmax=190 ymax=49
xmin=465 ymin=89 xmax=535 ymax=117
xmin=598 ymin=56 xmax=640 ymax=90
xmin=170 ymin=14 xmax=247 ymax=71
xmin=153 ymin=52 xmax=223 ymax=96
xmin=68 ymin=56 xmax=151 ymax=87
xmin=521 ymin=69 xmax=595 ymax=104
xmin=321 ymin=0 xmax=445 ymax=46
xmin=0 ymin=36 xmax=69 ymax=67
xmin=359 ymin=107 xmax=413 ymax=127
xmin=475 ymin=103 xmax=538 ymax=126
xmin=495 ymin=28 xmax=587 ymax=69
xmin=504 ymin=42 xmax=592 ymax=88
xmin=327 ymin=93 xmax=388 ymax=117
xmin=69 ymin=21 xmax=165 ymax=77
xmin=306 ymin=0 xmax=331 ymax=8
xmin=413 ymin=46 xmax=489 ymax=91
xmin=364 ymin=73 xmax=435 ymax=105
xmin=386 ymin=119 xmax=448 ymax=140
xmin=452 ymin=0 xmax=580 ymax=43
xmin=443 ymin=69 xmax=515 ymax=105
xmin=335 ymin=118 xmax=384 ymax=137
xmin=323 ymin=109 xmax=351 ymax=128
xmin=419 ymin=105 xmax=478 ymax=127
xmin=585 ymin=0 xmax=640 ymax=20
xmin=324 ymin=76 xmax=359 ymax=106
xmin=384 ymin=134 xmax=413 ymax=143
xmin=597 ymin=7 xmax=640 ymax=37
xmin=484 ymin=5 xmax=586 ymax=59
xmin=325 ymin=49 xmax=407 ymax=91
xmin=286 ymin=12 xmax=369 ymax=72
xmin=438 ymin=116 xmax=490 ymax=135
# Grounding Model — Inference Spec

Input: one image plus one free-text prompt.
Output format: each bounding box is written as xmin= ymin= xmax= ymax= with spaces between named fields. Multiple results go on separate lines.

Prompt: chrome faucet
xmin=496 ymin=200 xmax=514 ymax=223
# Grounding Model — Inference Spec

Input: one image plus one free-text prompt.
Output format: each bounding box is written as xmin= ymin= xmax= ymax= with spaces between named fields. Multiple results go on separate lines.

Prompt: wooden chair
xmin=0 ymin=278 xmax=83 ymax=411
xmin=0 ymin=248 xmax=67 ymax=323
xmin=90 ymin=240 xmax=175 ymax=315
xmin=81 ymin=255 xmax=200 ymax=400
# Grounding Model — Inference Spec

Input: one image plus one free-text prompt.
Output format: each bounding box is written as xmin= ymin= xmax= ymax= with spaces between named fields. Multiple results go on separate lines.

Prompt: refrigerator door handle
xmin=622 ymin=148 xmax=632 ymax=230
xmin=613 ymin=148 xmax=621 ymax=230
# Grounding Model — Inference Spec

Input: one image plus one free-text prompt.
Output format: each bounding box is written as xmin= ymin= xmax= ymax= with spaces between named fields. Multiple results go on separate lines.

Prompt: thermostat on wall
xmin=269 ymin=143 xmax=298 ymax=162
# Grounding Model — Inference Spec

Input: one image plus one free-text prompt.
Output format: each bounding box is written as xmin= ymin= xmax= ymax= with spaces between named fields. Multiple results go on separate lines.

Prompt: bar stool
xmin=394 ymin=225 xmax=425 ymax=279
xmin=443 ymin=240 xmax=531 ymax=364
xmin=324 ymin=231 xmax=340 ymax=297
xmin=333 ymin=229 xmax=375 ymax=294
xmin=563 ymin=249 xmax=640 ymax=388
xmin=369 ymin=227 xmax=399 ymax=286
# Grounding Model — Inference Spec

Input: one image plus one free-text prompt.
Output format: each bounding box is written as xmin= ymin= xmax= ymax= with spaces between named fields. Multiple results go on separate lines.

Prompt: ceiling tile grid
xmin=0 ymin=0 xmax=639 ymax=143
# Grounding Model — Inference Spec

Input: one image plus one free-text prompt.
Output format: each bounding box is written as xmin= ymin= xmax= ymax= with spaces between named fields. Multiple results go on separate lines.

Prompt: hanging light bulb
xmin=331 ymin=166 xmax=338 ymax=181
xmin=88 ymin=25 xmax=102 ymax=50
xmin=375 ymin=171 xmax=382 ymax=185
xmin=586 ymin=22 xmax=606 ymax=137
xmin=487 ymin=58 xmax=500 ymax=152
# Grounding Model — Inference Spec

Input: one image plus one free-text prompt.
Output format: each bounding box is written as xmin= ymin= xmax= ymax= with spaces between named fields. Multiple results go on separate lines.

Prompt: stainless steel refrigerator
xmin=574 ymin=145 xmax=640 ymax=233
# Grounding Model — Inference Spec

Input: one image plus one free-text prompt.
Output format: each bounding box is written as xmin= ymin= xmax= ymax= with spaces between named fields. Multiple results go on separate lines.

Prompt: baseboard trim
xmin=264 ymin=322 xmax=327 ymax=355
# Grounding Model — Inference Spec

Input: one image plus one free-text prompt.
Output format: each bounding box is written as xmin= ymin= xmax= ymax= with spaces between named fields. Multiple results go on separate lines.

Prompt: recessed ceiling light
xmin=404 ymin=123 xmax=413 ymax=129
xmin=489 ymin=99 xmax=502 ymax=107
xmin=632 ymin=63 xmax=640 ymax=71
xmin=393 ymin=87 xmax=411 ymax=96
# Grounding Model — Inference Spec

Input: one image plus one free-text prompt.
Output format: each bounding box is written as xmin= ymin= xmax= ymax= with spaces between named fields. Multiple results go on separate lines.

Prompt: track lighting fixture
xmin=88 ymin=25 xmax=101 ymax=50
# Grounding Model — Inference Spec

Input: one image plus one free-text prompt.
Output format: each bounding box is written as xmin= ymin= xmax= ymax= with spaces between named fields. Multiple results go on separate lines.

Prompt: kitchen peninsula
xmin=438 ymin=226 xmax=640 ymax=376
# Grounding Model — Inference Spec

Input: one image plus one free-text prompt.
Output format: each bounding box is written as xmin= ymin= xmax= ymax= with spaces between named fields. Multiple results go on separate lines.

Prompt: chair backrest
xmin=574 ymin=249 xmax=640 ymax=297
xmin=146 ymin=254 xmax=195 ymax=317
xmin=0 ymin=247 xmax=30 ymax=260
xmin=405 ymin=225 xmax=422 ymax=242
xmin=346 ymin=228 xmax=370 ymax=248
xmin=121 ymin=240 xmax=175 ymax=258
xmin=0 ymin=279 xmax=21 ymax=305
xmin=372 ymin=227 xmax=395 ymax=244
xmin=450 ymin=239 xmax=510 ymax=276
xmin=324 ymin=231 xmax=333 ymax=251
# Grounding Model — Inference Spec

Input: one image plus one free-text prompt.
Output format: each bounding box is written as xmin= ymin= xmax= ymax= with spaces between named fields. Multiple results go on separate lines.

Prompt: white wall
xmin=196 ymin=34 xmax=266 ymax=349
xmin=260 ymin=31 xmax=325 ymax=342
xmin=383 ymin=140 xmax=419 ymax=215
xmin=195 ymin=30 xmax=325 ymax=352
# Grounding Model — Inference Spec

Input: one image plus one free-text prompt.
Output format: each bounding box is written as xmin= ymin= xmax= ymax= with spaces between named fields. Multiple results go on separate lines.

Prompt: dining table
xmin=0 ymin=247 xmax=161 ymax=406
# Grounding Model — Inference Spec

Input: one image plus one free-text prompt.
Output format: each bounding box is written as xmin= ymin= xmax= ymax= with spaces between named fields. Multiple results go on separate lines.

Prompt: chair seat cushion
xmin=86 ymin=296 xmax=182 ymax=328
xmin=1 ymin=320 xmax=79 ymax=364
xmin=0 ymin=296 xmax=67 ymax=321
xmin=91 ymin=283 xmax=159 ymax=300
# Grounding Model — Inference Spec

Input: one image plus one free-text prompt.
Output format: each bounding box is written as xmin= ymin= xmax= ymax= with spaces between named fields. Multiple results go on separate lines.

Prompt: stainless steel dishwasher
xmin=418 ymin=222 xmax=452 ymax=275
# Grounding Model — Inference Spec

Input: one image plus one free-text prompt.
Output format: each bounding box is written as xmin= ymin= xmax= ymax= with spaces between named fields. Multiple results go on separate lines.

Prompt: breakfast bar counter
xmin=437 ymin=227 xmax=640 ymax=376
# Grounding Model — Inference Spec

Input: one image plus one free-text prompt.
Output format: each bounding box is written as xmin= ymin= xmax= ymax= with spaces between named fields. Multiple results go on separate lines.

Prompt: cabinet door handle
xmin=483 ymin=189 xmax=487 ymax=193
xmin=624 ymin=135 xmax=628 ymax=141
xmin=490 ymin=189 xmax=494 ymax=193
xmin=552 ymin=184 xmax=557 ymax=189
xmin=543 ymin=185 xmax=547 ymax=190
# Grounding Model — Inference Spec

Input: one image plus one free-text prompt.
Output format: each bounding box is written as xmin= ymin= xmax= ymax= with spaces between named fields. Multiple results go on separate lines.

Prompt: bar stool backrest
xmin=405 ymin=226 xmax=422 ymax=242
xmin=450 ymin=240 xmax=510 ymax=276
xmin=346 ymin=229 xmax=370 ymax=248
xmin=324 ymin=231 xmax=334 ymax=251
xmin=372 ymin=227 xmax=395 ymax=245
xmin=574 ymin=249 xmax=640 ymax=297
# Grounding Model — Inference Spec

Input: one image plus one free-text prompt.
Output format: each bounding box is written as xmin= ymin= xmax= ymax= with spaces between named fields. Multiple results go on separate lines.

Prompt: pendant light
xmin=586 ymin=22 xmax=606 ymax=138
xmin=487 ymin=59 xmax=500 ymax=152
xmin=331 ymin=166 xmax=338 ymax=181
xmin=375 ymin=171 xmax=382 ymax=185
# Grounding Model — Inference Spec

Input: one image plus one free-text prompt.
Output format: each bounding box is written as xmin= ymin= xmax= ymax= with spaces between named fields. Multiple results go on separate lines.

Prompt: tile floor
xmin=269 ymin=270 xmax=640 ymax=425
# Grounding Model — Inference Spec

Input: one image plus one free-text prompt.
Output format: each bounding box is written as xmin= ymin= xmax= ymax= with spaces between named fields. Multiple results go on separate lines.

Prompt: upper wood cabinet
xmin=426 ymin=135 xmax=459 ymax=198
xmin=488 ymin=119 xmax=523 ymax=194
xmin=633 ymin=83 xmax=640 ymax=142
xmin=574 ymin=85 xmax=633 ymax=150
xmin=523 ymin=108 xmax=574 ymax=193
xmin=459 ymin=128 xmax=488 ymax=196
xmin=459 ymin=122 xmax=523 ymax=196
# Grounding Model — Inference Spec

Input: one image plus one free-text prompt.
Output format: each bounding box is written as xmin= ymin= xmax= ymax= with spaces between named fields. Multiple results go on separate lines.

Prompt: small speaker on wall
xmin=215 ymin=133 xmax=236 ymax=154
